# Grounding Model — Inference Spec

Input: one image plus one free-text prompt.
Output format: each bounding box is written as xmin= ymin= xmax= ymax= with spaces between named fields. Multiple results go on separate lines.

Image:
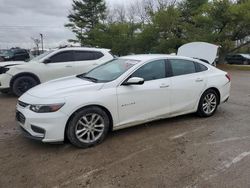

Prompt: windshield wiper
xmin=78 ymin=75 xmax=98 ymax=82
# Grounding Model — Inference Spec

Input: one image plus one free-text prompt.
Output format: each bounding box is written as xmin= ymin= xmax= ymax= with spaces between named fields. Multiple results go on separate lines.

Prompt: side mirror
xmin=123 ymin=77 xmax=144 ymax=85
xmin=43 ymin=58 xmax=51 ymax=64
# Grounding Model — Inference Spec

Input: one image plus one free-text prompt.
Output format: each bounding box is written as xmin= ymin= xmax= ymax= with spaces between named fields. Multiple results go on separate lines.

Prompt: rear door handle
xmin=65 ymin=65 xmax=73 ymax=68
xmin=195 ymin=78 xmax=203 ymax=82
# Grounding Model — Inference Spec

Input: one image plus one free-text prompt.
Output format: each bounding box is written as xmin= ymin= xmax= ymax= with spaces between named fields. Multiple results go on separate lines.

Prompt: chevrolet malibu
xmin=16 ymin=54 xmax=231 ymax=148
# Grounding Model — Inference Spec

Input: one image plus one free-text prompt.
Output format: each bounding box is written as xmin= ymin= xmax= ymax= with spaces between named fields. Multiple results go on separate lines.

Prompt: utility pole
xmin=40 ymin=33 xmax=44 ymax=53
xmin=31 ymin=37 xmax=40 ymax=55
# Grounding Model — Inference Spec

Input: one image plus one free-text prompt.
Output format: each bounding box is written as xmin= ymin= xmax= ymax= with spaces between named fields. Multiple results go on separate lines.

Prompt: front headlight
xmin=30 ymin=103 xmax=65 ymax=113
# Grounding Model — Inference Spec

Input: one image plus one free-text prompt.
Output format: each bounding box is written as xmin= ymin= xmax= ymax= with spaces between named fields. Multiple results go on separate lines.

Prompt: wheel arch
xmin=10 ymin=72 xmax=41 ymax=88
xmin=202 ymin=87 xmax=221 ymax=104
xmin=64 ymin=104 xmax=114 ymax=141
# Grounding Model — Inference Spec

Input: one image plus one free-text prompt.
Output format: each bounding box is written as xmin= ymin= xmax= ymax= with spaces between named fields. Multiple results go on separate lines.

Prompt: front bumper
xmin=16 ymin=104 xmax=69 ymax=143
xmin=0 ymin=73 xmax=12 ymax=89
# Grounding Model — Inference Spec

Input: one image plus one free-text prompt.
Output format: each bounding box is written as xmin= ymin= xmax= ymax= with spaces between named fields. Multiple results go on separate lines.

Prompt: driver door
xmin=38 ymin=51 xmax=76 ymax=82
xmin=116 ymin=59 xmax=171 ymax=127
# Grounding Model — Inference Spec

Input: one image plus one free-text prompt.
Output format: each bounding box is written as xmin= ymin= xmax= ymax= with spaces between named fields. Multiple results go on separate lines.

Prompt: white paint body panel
xmin=17 ymin=54 xmax=230 ymax=142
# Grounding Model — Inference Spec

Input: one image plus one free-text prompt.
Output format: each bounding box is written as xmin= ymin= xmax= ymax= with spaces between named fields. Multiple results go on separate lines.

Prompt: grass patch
xmin=217 ymin=64 xmax=250 ymax=71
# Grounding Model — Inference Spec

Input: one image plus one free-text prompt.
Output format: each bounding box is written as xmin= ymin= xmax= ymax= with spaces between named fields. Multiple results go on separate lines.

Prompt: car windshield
xmin=78 ymin=58 xmax=140 ymax=83
xmin=28 ymin=50 xmax=54 ymax=62
xmin=1 ymin=50 xmax=13 ymax=57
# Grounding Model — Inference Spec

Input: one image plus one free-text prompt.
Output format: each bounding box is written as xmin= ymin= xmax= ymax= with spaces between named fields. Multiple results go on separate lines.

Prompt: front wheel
xmin=12 ymin=76 xmax=38 ymax=96
xmin=66 ymin=107 xmax=110 ymax=148
xmin=197 ymin=89 xmax=219 ymax=117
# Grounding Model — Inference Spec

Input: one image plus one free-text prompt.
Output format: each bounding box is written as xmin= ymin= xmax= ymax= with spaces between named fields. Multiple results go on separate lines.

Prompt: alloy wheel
xmin=75 ymin=113 xmax=105 ymax=143
xmin=202 ymin=93 xmax=217 ymax=115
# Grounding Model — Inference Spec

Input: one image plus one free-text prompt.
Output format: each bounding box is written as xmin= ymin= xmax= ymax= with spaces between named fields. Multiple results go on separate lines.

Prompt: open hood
xmin=177 ymin=42 xmax=219 ymax=64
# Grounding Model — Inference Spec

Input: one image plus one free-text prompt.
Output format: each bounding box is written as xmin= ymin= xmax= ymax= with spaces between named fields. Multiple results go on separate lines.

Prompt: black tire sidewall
xmin=197 ymin=89 xmax=219 ymax=117
xmin=66 ymin=107 xmax=110 ymax=148
xmin=12 ymin=76 xmax=38 ymax=96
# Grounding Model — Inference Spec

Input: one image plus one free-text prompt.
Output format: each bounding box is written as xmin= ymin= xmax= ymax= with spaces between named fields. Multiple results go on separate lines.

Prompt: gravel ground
xmin=0 ymin=70 xmax=250 ymax=188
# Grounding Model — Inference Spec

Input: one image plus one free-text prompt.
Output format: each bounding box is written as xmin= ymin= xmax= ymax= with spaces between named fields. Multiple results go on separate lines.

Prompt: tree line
xmin=65 ymin=0 xmax=250 ymax=61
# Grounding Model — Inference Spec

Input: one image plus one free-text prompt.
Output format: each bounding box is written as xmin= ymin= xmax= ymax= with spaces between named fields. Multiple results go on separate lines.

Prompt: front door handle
xmin=160 ymin=84 xmax=170 ymax=88
xmin=195 ymin=78 xmax=203 ymax=82
xmin=65 ymin=65 xmax=73 ymax=68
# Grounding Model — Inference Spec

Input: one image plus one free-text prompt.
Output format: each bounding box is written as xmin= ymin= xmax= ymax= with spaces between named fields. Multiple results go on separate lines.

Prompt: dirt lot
xmin=0 ymin=70 xmax=250 ymax=188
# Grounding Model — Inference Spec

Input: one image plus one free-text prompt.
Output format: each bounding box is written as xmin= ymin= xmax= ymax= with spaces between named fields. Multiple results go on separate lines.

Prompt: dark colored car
xmin=225 ymin=54 xmax=250 ymax=65
xmin=0 ymin=48 xmax=30 ymax=61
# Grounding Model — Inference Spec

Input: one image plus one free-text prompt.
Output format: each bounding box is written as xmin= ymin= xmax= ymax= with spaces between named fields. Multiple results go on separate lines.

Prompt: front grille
xmin=16 ymin=111 xmax=26 ymax=124
xmin=18 ymin=101 xmax=29 ymax=108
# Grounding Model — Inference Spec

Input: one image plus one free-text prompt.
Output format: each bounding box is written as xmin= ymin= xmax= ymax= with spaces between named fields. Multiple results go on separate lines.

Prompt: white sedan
xmin=16 ymin=54 xmax=231 ymax=148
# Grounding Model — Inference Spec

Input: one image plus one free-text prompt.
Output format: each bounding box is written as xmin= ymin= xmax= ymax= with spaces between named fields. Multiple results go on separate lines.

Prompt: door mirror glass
xmin=123 ymin=77 xmax=144 ymax=85
xmin=43 ymin=58 xmax=51 ymax=64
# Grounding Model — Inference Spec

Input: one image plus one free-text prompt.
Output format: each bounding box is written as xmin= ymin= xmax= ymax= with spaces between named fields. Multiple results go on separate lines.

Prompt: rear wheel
xmin=197 ymin=89 xmax=219 ymax=117
xmin=12 ymin=76 xmax=38 ymax=96
xmin=66 ymin=107 xmax=110 ymax=148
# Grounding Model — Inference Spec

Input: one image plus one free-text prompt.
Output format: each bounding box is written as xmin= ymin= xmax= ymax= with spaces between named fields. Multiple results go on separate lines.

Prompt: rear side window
xmin=195 ymin=62 xmax=208 ymax=72
xmin=169 ymin=59 xmax=196 ymax=76
xmin=50 ymin=51 xmax=74 ymax=63
xmin=74 ymin=51 xmax=104 ymax=61
xmin=74 ymin=51 xmax=95 ymax=61
xmin=93 ymin=52 xmax=104 ymax=59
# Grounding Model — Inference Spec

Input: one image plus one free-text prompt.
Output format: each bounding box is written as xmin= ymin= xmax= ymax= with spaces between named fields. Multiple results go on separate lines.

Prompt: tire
xmin=66 ymin=107 xmax=110 ymax=148
xmin=197 ymin=89 xmax=219 ymax=117
xmin=12 ymin=76 xmax=38 ymax=96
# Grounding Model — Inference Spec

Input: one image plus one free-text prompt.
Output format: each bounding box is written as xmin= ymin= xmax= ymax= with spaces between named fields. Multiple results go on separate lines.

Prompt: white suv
xmin=0 ymin=47 xmax=114 ymax=96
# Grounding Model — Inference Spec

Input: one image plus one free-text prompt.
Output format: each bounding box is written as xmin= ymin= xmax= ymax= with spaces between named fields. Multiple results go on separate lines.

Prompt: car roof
xmin=239 ymin=54 xmax=250 ymax=59
xmin=120 ymin=54 xmax=197 ymax=62
xmin=58 ymin=47 xmax=111 ymax=52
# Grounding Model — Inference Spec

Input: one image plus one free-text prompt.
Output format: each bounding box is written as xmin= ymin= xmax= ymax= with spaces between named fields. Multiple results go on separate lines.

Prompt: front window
xmin=29 ymin=50 xmax=54 ymax=62
xmin=131 ymin=60 xmax=166 ymax=81
xmin=49 ymin=51 xmax=74 ymax=63
xmin=78 ymin=58 xmax=140 ymax=82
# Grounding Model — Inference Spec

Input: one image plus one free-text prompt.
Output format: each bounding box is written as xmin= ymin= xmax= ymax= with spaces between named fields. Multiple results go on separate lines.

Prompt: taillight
xmin=226 ymin=73 xmax=231 ymax=82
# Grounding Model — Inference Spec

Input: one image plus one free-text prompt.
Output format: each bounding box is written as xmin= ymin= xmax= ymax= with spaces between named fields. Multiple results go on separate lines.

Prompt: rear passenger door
xmin=72 ymin=51 xmax=104 ymax=74
xmin=168 ymin=59 xmax=207 ymax=114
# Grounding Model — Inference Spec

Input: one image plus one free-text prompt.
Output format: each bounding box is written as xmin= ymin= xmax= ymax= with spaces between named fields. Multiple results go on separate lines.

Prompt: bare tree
xmin=128 ymin=0 xmax=151 ymax=24
xmin=106 ymin=7 xmax=115 ymax=24
xmin=113 ymin=4 xmax=127 ymax=23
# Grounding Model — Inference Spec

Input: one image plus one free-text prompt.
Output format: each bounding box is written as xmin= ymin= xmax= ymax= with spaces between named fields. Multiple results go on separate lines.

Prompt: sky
xmin=0 ymin=0 xmax=130 ymax=49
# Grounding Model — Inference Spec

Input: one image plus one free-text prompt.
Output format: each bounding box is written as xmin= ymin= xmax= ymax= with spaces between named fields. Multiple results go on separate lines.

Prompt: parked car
xmin=225 ymin=54 xmax=250 ymax=65
xmin=0 ymin=48 xmax=30 ymax=62
xmin=0 ymin=47 xmax=114 ymax=96
xmin=16 ymin=54 xmax=231 ymax=148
